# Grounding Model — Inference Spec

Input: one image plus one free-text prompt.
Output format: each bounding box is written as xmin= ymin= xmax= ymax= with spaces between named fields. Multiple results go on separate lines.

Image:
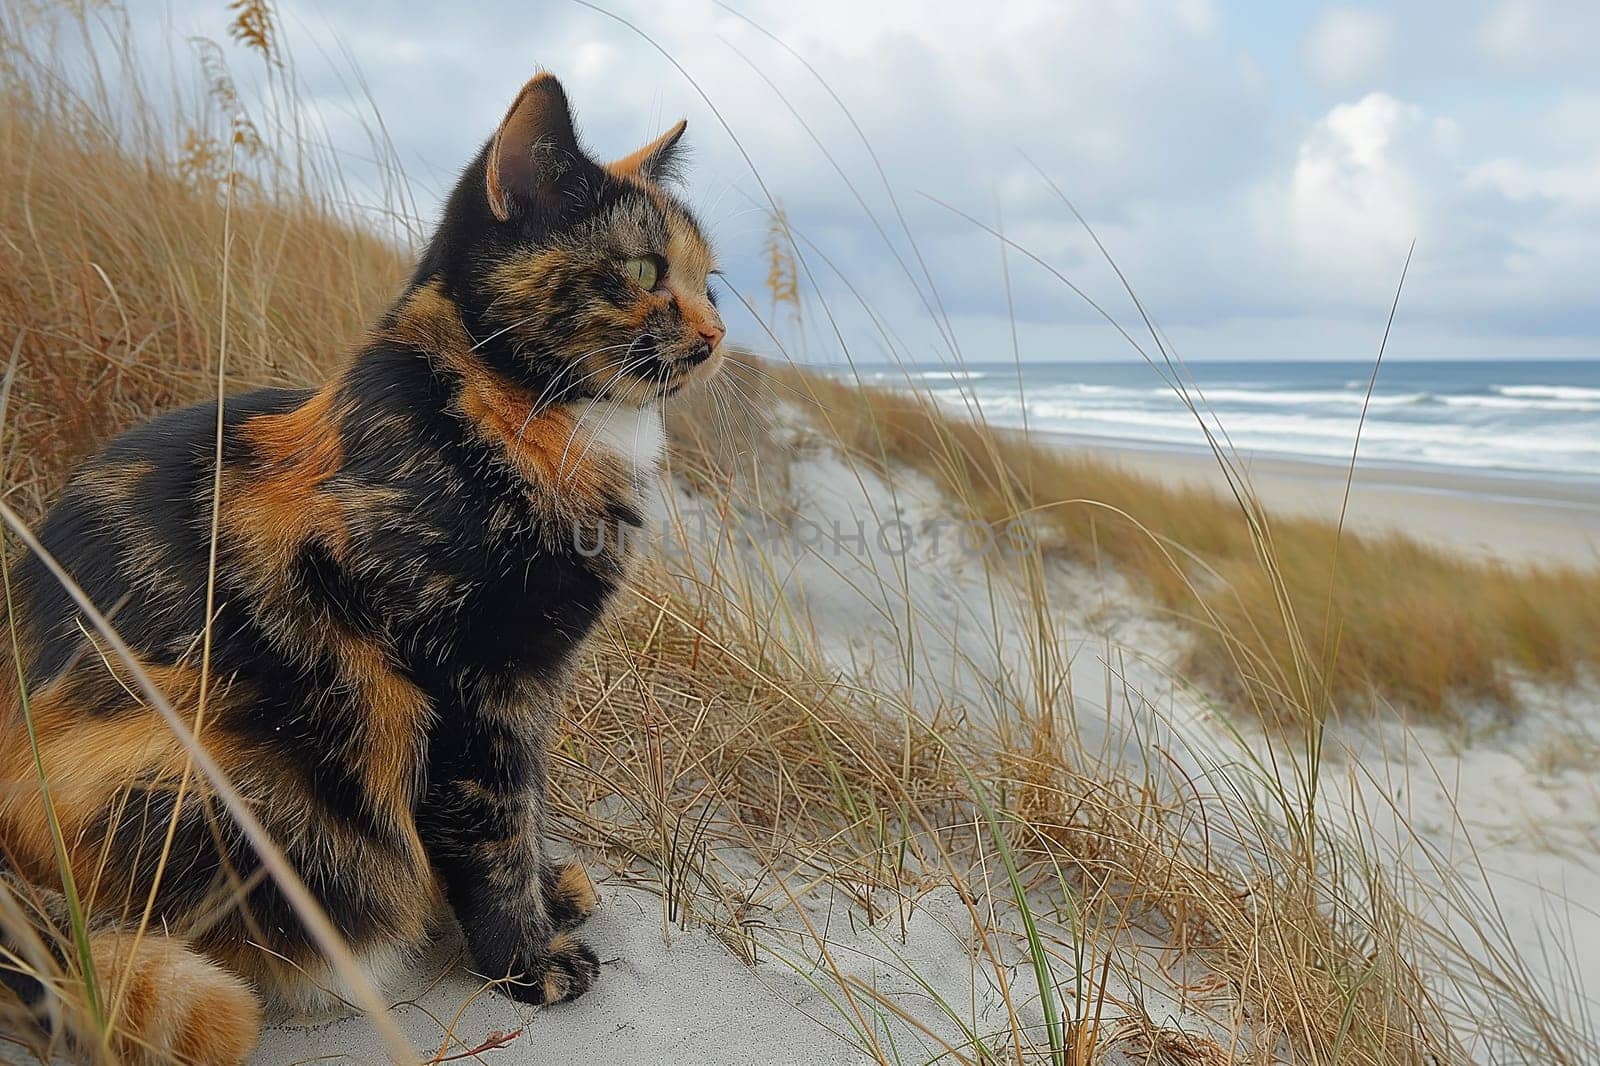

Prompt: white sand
xmin=1327 ymin=681 xmax=1600 ymax=1022
xmin=1042 ymin=435 xmax=1600 ymax=567
xmin=259 ymin=883 xmax=868 ymax=1065
xmin=252 ymin=408 xmax=1598 ymax=1063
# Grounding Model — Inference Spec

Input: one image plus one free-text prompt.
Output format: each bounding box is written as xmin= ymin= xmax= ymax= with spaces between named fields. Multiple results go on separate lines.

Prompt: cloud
xmin=1479 ymin=0 xmax=1600 ymax=69
xmin=126 ymin=0 xmax=1600 ymax=360
xmin=1287 ymin=94 xmax=1453 ymax=278
xmin=1470 ymin=156 xmax=1600 ymax=212
xmin=1303 ymin=8 xmax=1393 ymax=89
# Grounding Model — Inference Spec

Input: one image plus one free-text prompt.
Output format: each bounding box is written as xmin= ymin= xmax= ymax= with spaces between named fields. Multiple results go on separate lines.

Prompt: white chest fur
xmin=574 ymin=401 xmax=665 ymax=478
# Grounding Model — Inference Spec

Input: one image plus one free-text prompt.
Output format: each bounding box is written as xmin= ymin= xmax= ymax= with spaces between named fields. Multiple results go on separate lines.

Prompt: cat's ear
xmin=607 ymin=120 xmax=687 ymax=184
xmin=486 ymin=73 xmax=586 ymax=222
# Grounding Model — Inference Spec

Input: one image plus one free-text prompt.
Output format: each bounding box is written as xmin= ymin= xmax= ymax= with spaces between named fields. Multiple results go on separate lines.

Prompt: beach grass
xmin=0 ymin=3 xmax=1594 ymax=1064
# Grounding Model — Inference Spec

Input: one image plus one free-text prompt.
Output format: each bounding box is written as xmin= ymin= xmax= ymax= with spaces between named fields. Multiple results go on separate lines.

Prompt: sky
xmin=146 ymin=1 xmax=1600 ymax=363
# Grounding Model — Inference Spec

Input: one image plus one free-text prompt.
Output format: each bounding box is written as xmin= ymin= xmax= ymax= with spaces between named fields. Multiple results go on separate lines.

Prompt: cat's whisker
xmin=561 ymin=351 xmax=672 ymax=483
xmin=706 ymin=362 xmax=772 ymax=450
xmin=717 ymin=372 xmax=762 ymax=430
xmin=516 ymin=343 xmax=643 ymax=441
xmin=560 ymin=363 xmax=656 ymax=476
xmin=707 ymin=382 xmax=744 ymax=472
xmin=468 ymin=310 xmax=544 ymax=355
xmin=721 ymin=354 xmax=813 ymax=408
xmin=710 ymin=373 xmax=763 ymax=458
xmin=556 ymin=352 xmax=657 ymax=485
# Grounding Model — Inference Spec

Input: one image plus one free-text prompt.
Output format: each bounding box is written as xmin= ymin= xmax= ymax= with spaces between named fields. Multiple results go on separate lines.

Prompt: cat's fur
xmin=0 ymin=73 xmax=724 ymax=1063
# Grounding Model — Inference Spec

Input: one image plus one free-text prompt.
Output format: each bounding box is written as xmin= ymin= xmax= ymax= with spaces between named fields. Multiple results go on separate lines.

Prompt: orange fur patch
xmin=226 ymin=384 xmax=349 ymax=574
xmin=92 ymin=931 xmax=261 ymax=1065
xmin=605 ymin=118 xmax=686 ymax=182
xmin=0 ymin=659 xmax=240 ymax=884
xmin=539 ymin=930 xmax=590 ymax=1003
xmin=457 ymin=374 xmax=589 ymax=488
xmin=243 ymin=384 xmax=344 ymax=483
xmin=554 ymin=862 xmax=598 ymax=914
xmin=329 ymin=630 xmax=430 ymax=838
xmin=373 ymin=280 xmax=472 ymax=360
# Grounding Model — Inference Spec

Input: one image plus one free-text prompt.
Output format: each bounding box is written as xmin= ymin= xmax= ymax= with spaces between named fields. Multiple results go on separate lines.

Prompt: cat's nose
xmin=696 ymin=323 xmax=725 ymax=349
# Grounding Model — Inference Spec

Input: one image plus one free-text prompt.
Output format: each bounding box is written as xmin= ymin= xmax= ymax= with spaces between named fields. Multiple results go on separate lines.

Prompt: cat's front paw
xmin=543 ymin=861 xmax=599 ymax=929
xmin=505 ymin=932 xmax=600 ymax=1005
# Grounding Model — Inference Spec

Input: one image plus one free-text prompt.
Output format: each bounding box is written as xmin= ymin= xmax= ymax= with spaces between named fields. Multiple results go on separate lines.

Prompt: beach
xmin=850 ymin=356 xmax=1600 ymax=569
xmin=1038 ymin=434 xmax=1600 ymax=568
xmin=5 ymin=1 xmax=1599 ymax=1057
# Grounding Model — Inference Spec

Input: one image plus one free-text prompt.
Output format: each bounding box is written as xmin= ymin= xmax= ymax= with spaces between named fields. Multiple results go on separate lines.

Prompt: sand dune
xmin=254 ymin=407 xmax=1599 ymax=1064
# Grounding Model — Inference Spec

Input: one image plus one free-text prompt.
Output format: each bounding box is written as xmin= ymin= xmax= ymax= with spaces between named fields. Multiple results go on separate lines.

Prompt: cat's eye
xmin=625 ymin=254 xmax=667 ymax=291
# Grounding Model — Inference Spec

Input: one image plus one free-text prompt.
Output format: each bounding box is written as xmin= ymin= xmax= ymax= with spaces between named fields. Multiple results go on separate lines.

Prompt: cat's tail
xmin=0 ymin=861 xmax=262 ymax=1065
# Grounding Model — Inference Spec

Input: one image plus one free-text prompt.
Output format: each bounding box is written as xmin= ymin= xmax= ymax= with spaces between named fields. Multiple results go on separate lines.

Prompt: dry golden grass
xmin=0 ymin=4 xmax=1592 ymax=1064
xmin=0 ymin=3 xmax=405 ymax=524
xmin=560 ymin=546 xmax=1454 ymax=1063
xmin=782 ymin=370 xmax=1600 ymax=720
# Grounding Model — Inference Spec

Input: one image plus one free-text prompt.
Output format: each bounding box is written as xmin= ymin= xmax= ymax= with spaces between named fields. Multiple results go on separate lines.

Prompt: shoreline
xmin=1022 ymin=430 xmax=1600 ymax=568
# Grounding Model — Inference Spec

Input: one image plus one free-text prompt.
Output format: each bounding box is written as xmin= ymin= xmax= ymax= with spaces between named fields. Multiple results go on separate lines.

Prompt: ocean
xmin=845 ymin=359 xmax=1600 ymax=483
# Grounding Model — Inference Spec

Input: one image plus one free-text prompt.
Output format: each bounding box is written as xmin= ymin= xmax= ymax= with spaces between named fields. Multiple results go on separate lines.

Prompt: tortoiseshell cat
xmin=0 ymin=74 xmax=724 ymax=1063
